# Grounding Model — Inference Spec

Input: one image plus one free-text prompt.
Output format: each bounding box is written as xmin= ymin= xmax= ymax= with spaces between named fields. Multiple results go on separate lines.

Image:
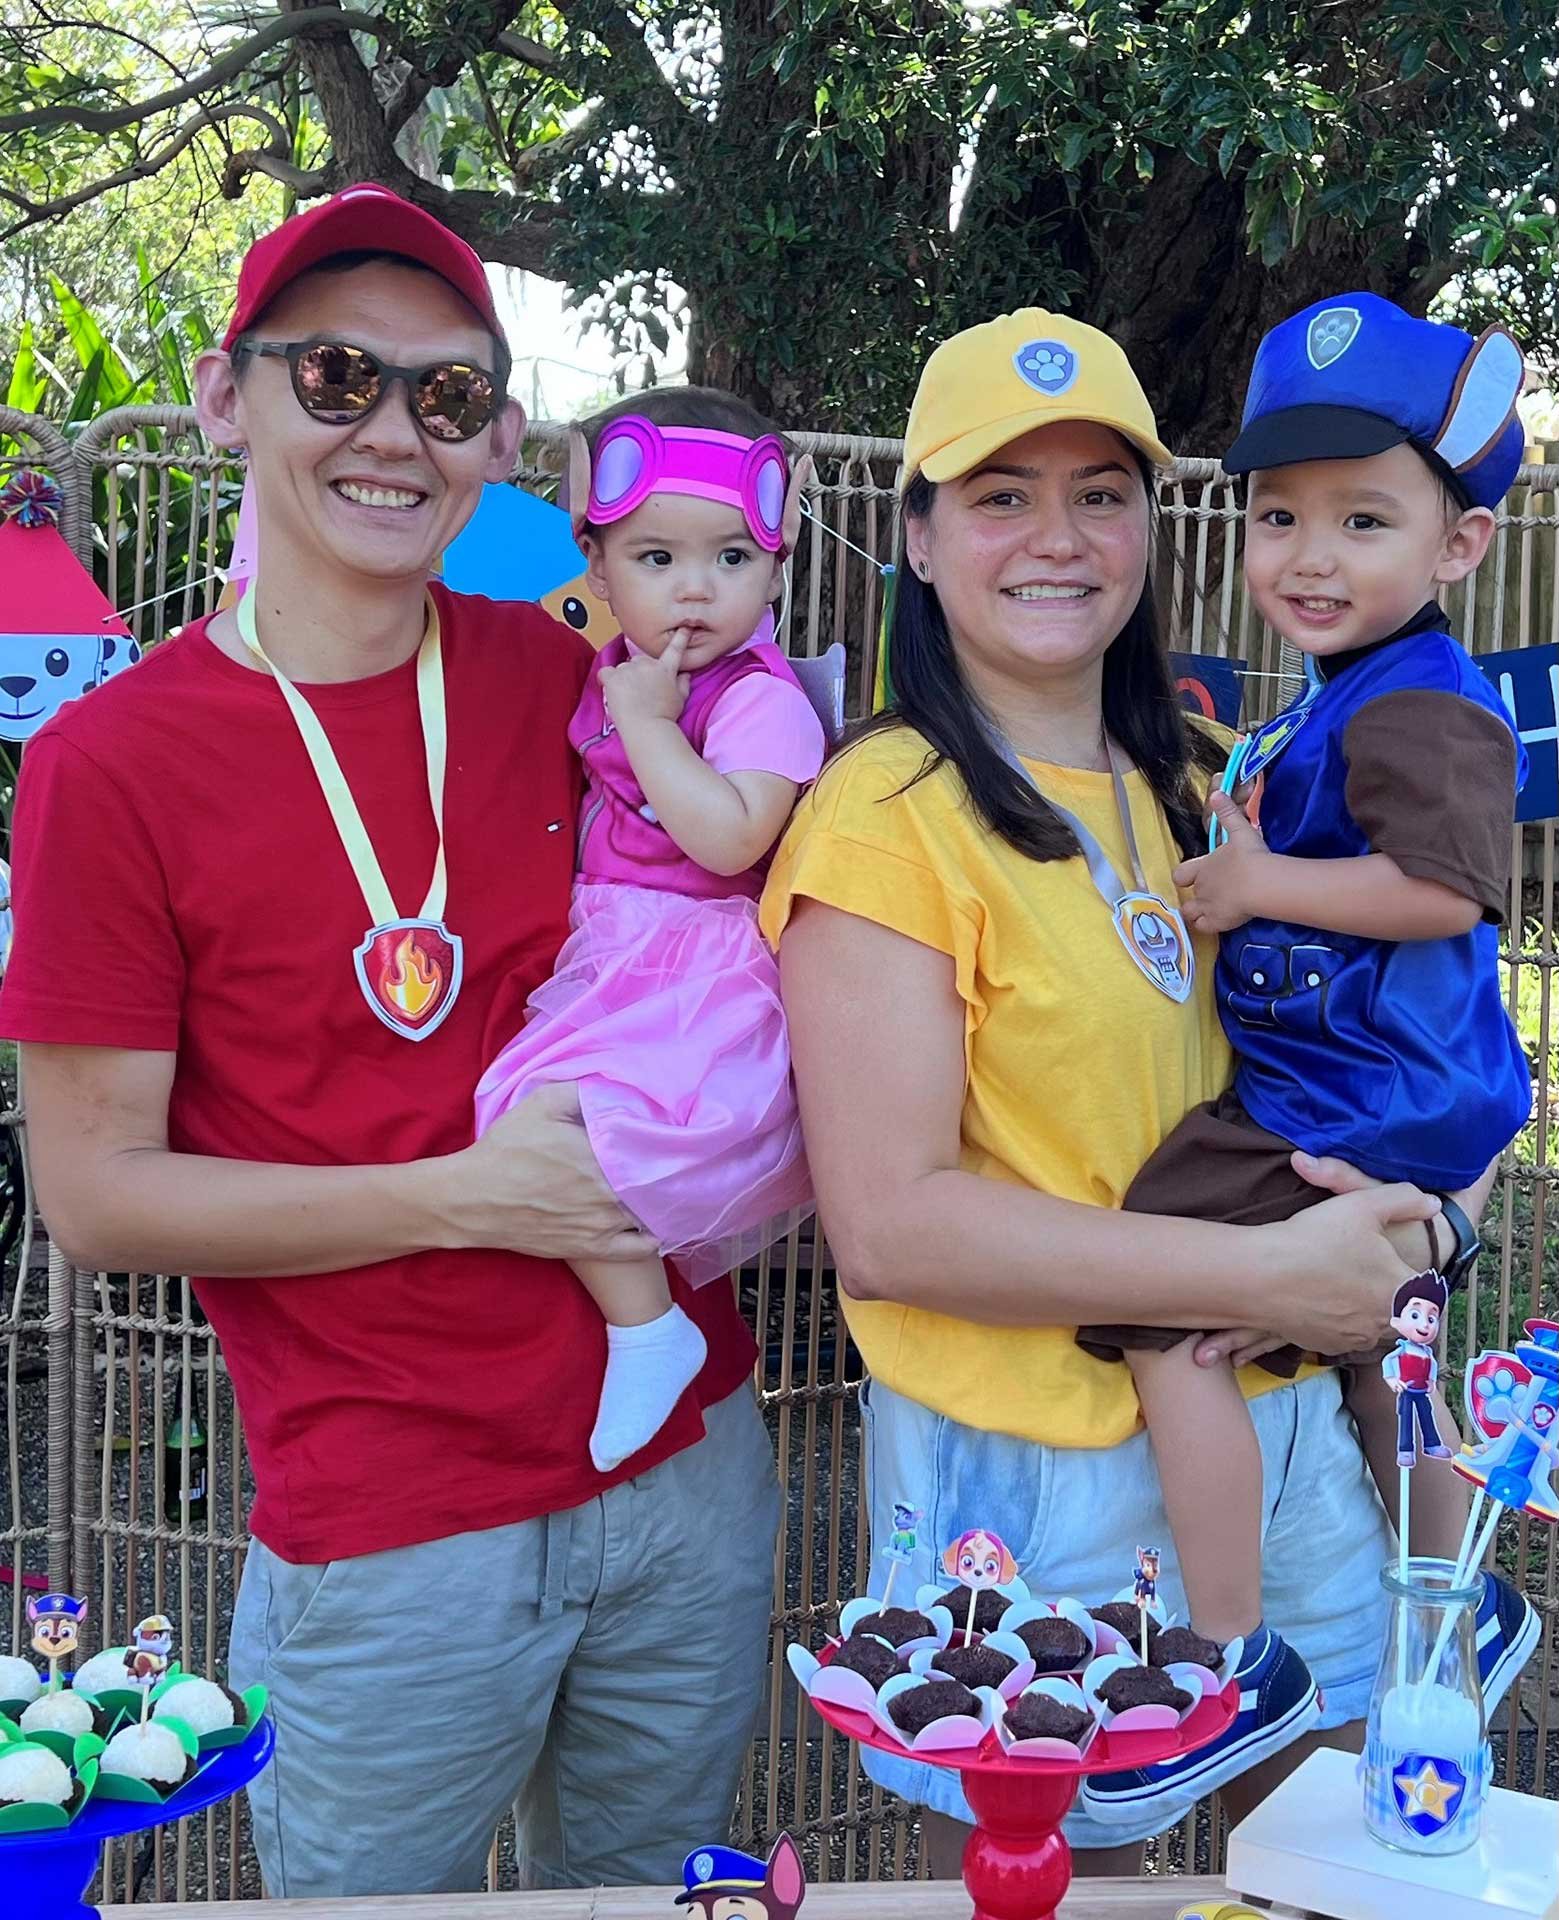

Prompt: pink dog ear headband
xmin=586 ymin=415 xmax=791 ymax=553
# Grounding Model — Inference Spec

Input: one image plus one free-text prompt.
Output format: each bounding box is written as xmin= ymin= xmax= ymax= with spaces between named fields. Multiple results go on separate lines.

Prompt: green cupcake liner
xmin=0 ymin=1732 xmax=101 ymax=1831
xmin=91 ymin=1713 xmax=203 ymax=1805
xmin=149 ymin=1676 xmax=269 ymax=1751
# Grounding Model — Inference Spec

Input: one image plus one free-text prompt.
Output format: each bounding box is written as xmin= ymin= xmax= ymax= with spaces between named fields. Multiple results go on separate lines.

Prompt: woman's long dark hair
xmin=858 ymin=458 xmax=1226 ymax=863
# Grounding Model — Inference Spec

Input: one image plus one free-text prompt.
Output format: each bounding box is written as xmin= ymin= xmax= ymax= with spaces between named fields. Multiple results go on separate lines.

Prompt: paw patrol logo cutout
xmin=1306 ymin=307 xmax=1362 ymax=370
xmin=1014 ymin=340 xmax=1080 ymax=396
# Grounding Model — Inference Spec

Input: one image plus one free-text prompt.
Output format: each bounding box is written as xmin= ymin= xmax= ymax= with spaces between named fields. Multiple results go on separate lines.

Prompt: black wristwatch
xmin=1429 ymin=1192 xmax=1481 ymax=1292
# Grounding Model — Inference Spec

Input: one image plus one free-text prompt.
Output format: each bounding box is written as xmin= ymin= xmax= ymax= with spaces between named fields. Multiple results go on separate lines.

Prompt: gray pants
xmin=230 ymin=1385 xmax=780 ymax=1896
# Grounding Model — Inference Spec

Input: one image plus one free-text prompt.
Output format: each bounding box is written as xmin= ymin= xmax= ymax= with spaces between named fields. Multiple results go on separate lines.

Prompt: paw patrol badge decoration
xmin=987 ymin=724 xmax=1195 ymax=1005
xmin=236 ymin=586 xmax=462 ymax=1040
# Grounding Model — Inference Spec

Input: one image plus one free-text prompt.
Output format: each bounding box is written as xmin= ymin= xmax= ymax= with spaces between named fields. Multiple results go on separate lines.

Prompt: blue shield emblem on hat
xmin=1306 ymin=307 xmax=1361 ymax=371
xmin=1014 ymin=340 xmax=1079 ymax=396
xmin=1392 ymin=1753 xmax=1467 ymax=1838
xmin=692 ymin=1853 xmax=716 ymax=1885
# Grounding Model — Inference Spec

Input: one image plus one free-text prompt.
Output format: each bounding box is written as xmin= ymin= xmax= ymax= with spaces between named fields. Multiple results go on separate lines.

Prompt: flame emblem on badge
xmin=382 ymin=930 xmax=442 ymax=1020
xmin=353 ymin=918 xmax=463 ymax=1041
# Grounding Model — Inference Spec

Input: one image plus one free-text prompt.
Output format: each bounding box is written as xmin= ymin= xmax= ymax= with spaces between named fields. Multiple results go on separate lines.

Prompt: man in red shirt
xmin=0 ymin=187 xmax=778 ymax=1896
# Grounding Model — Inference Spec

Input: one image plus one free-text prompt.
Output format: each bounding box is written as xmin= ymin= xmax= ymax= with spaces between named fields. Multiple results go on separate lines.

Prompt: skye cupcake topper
xmin=941 ymin=1528 xmax=1018 ymax=1647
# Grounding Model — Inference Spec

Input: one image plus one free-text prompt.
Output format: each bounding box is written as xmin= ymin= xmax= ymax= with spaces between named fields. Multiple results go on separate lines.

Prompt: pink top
xmin=570 ymin=613 xmax=826 ymax=903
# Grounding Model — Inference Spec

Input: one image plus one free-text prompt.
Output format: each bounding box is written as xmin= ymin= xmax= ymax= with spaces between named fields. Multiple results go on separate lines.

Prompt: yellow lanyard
xmin=234 ymin=588 xmax=461 ymax=1039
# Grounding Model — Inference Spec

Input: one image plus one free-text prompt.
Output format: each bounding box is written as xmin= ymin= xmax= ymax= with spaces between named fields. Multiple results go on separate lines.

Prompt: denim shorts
xmin=859 ymin=1368 xmax=1392 ymax=1847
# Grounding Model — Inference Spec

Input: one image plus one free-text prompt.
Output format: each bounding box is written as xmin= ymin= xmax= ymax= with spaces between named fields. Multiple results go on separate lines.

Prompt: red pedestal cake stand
xmin=801 ymin=1672 xmax=1238 ymax=1920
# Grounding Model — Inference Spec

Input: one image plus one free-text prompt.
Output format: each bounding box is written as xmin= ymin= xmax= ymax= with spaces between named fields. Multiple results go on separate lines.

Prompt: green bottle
xmin=164 ymin=1379 xmax=208 ymax=1527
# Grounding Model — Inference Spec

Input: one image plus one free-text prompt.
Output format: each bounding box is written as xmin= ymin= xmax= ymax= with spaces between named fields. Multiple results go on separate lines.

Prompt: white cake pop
xmin=19 ymin=1690 xmax=97 ymax=1737
xmin=100 ymin=1721 xmax=188 ymax=1789
xmin=0 ymin=1743 xmax=72 ymax=1806
xmin=151 ymin=1678 xmax=235 ymax=1739
xmin=0 ymin=1656 xmax=43 ymax=1705
xmin=67 ymin=1648 xmax=131 ymax=1699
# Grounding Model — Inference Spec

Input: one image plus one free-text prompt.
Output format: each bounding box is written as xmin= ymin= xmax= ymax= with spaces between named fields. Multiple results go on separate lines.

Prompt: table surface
xmin=101 ymin=1875 xmax=1229 ymax=1917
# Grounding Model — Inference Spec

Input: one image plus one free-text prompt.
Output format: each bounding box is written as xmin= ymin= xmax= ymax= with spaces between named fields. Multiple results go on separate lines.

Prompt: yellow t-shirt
xmin=761 ymin=722 xmax=1300 ymax=1451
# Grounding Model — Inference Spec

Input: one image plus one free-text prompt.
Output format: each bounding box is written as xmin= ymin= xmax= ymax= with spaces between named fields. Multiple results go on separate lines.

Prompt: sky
xmin=486 ymin=267 xmax=686 ymax=423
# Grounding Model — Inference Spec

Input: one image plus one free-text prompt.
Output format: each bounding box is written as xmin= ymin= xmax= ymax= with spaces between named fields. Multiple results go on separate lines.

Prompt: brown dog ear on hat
xmin=565 ymin=425 xmax=593 ymax=540
xmin=781 ymin=453 xmax=815 ymax=558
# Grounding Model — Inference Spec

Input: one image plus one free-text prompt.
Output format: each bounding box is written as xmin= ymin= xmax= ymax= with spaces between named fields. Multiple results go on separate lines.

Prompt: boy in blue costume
xmin=1079 ymin=295 xmax=1538 ymax=1825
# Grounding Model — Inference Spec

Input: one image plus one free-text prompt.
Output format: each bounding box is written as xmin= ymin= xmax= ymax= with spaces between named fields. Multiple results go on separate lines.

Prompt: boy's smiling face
xmin=1244 ymin=443 xmax=1495 ymax=658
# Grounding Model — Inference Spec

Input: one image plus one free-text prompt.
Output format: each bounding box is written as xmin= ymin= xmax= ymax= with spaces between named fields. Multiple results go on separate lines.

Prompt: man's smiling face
xmin=211 ymin=257 xmax=522 ymax=588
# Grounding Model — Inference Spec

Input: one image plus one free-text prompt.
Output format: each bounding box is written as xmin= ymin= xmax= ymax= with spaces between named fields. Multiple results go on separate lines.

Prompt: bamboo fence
xmin=0 ymin=406 xmax=1556 ymax=1902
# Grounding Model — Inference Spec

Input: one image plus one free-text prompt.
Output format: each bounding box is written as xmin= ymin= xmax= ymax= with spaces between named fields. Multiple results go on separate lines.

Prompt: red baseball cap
xmin=222 ymin=183 xmax=506 ymax=350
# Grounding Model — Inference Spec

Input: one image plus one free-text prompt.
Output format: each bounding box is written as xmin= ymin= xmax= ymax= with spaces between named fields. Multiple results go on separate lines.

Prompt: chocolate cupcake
xmin=852 ymin=1607 xmax=935 ymax=1648
xmin=1005 ymin=1693 xmax=1093 ymax=1745
xmin=829 ymin=1634 xmax=900 ymax=1691
xmin=1090 ymin=1602 xmax=1160 ymax=1649
xmin=1094 ymin=1666 xmax=1192 ymax=1715
xmin=1151 ymin=1627 xmax=1224 ymax=1671
xmin=937 ymin=1586 xmax=1010 ymax=1634
xmin=933 ymin=1642 xmax=1017 ymax=1691
xmin=1013 ymin=1615 xmax=1091 ymax=1672
xmin=886 ymin=1679 xmax=980 ymax=1737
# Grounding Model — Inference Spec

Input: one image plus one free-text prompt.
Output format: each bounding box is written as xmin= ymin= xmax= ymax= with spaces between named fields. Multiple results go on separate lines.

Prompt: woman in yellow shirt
xmin=760 ymin=311 xmax=1459 ymax=1870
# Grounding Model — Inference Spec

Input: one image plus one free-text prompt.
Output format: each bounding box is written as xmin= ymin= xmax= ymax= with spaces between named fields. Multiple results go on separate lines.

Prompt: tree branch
xmin=0 ymin=7 xmax=397 ymax=136
xmin=553 ymin=0 xmax=691 ymax=122
xmin=495 ymin=29 xmax=560 ymax=71
xmin=0 ymin=101 xmax=296 ymax=240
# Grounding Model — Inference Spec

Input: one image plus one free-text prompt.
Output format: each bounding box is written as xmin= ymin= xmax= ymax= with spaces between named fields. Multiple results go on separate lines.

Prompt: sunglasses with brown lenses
xmin=233 ymin=338 xmax=501 ymax=442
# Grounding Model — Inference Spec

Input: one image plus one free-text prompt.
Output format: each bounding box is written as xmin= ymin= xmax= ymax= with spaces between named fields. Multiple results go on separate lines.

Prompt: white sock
xmin=589 ymin=1304 xmax=707 ymax=1473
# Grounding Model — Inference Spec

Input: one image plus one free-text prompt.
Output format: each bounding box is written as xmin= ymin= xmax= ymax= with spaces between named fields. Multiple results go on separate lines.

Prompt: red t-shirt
xmin=1395 ymin=1346 xmax=1434 ymax=1392
xmin=0 ymin=584 xmax=755 ymax=1564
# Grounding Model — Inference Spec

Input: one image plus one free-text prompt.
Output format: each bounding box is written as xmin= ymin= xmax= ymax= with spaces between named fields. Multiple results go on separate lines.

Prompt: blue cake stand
xmin=0 ymin=1715 xmax=274 ymax=1918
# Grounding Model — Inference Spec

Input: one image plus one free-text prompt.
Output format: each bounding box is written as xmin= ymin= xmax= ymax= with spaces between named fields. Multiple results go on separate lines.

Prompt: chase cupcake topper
xmin=676 ymin=1833 xmax=806 ymax=1917
xmin=26 ymin=1594 xmax=86 ymax=1695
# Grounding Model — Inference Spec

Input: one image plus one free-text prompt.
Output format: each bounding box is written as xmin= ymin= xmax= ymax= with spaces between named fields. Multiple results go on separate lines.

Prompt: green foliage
xmin=1 ymin=262 xmax=241 ymax=668
xmin=4 ymin=1 xmax=1556 ymax=442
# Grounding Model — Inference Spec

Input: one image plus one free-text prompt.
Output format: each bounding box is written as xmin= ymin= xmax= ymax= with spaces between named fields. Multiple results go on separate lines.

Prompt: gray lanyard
xmin=989 ymin=725 xmax=1196 ymax=1005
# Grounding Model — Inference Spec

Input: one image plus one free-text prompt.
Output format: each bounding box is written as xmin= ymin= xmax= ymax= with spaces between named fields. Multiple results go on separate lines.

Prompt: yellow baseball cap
xmin=902 ymin=309 xmax=1172 ymax=487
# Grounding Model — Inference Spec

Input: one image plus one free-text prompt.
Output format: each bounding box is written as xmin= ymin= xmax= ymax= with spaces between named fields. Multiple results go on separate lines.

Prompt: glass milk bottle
xmin=1363 ymin=1556 xmax=1487 ymax=1856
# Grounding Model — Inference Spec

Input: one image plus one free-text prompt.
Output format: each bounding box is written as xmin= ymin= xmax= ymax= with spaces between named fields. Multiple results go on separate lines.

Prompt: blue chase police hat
xmin=677 ymin=1844 xmax=769 ymax=1904
xmin=1223 ymin=294 xmax=1526 ymax=508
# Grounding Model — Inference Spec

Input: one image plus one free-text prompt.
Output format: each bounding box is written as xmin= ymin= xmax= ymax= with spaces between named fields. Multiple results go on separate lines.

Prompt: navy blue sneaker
xmin=1477 ymin=1571 xmax=1539 ymax=1715
xmin=1079 ymin=1624 xmax=1320 ymax=1828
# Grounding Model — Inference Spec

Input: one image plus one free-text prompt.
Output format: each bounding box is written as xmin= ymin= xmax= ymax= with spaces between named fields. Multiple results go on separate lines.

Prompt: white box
xmin=1226 ymin=1747 xmax=1559 ymax=1920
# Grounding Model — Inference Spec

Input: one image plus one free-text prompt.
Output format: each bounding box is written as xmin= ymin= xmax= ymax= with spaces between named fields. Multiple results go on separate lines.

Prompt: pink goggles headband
xmin=587 ymin=417 xmax=790 ymax=552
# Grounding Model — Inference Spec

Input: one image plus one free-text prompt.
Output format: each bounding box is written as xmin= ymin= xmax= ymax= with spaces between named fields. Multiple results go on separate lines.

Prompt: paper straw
xmin=1397 ymin=1466 xmax=1411 ymax=1687
xmin=880 ymin=1560 xmax=898 ymax=1611
xmin=964 ymin=1589 xmax=979 ymax=1649
xmin=1421 ymin=1502 xmax=1502 ymax=1690
xmin=1452 ymin=1488 xmax=1487 ymax=1591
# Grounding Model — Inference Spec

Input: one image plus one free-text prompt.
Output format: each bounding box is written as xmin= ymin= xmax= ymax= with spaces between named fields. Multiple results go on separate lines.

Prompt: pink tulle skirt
xmin=474 ymin=882 xmax=813 ymax=1285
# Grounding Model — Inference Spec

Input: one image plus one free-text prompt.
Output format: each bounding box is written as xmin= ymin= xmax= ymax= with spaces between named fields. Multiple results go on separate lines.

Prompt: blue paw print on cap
xmin=1014 ymin=340 xmax=1079 ymax=396
xmin=1306 ymin=306 xmax=1361 ymax=370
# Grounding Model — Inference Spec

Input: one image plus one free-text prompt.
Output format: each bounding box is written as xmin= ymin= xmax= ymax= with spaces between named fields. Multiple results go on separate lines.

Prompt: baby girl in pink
xmin=475 ymin=389 xmax=824 ymax=1471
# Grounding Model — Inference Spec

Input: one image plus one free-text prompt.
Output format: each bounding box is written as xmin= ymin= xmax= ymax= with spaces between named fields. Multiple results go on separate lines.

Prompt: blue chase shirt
xmin=1220 ymin=608 xmax=1531 ymax=1187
